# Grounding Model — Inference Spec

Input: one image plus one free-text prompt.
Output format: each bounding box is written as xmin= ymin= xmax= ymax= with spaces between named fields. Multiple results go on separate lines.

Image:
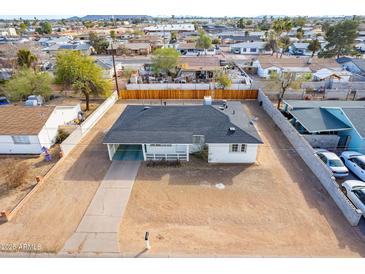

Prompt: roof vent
xmin=143 ymin=106 xmax=150 ymax=111
xmin=229 ymin=127 xmax=236 ymax=132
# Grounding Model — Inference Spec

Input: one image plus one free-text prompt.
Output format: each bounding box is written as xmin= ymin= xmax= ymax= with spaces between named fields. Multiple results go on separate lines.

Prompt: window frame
xmin=11 ymin=135 xmax=31 ymax=144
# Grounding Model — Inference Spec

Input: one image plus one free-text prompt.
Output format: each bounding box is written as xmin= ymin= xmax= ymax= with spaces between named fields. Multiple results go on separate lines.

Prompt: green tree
xmin=151 ymin=48 xmax=180 ymax=75
xmin=36 ymin=21 xmax=52 ymax=34
xmin=212 ymin=38 xmax=221 ymax=45
xmin=170 ymin=31 xmax=177 ymax=42
xmin=83 ymin=21 xmax=94 ymax=29
xmin=308 ymin=39 xmax=321 ymax=57
xmin=110 ymin=30 xmax=116 ymax=41
xmin=265 ymin=32 xmax=278 ymax=56
xmin=196 ymin=31 xmax=212 ymax=50
xmin=319 ymin=20 xmax=359 ymax=58
xmin=17 ymin=49 xmax=38 ymax=69
xmin=89 ymin=32 xmax=109 ymax=54
xmin=237 ymin=18 xmax=245 ymax=29
xmin=293 ymin=17 xmax=307 ymax=27
xmin=215 ymin=72 xmax=232 ymax=89
xmin=4 ymin=68 xmax=52 ymax=101
xmin=266 ymin=72 xmax=309 ymax=109
xmin=55 ymin=50 xmax=112 ymax=110
xmin=17 ymin=22 xmax=27 ymax=35
xmin=278 ymin=35 xmax=291 ymax=58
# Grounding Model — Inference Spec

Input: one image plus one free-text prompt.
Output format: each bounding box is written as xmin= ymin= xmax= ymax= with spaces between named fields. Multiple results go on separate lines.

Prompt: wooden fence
xmin=119 ymin=89 xmax=258 ymax=100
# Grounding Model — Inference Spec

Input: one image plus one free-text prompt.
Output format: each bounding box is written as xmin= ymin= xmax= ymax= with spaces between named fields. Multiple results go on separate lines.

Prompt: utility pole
xmin=111 ymin=41 xmax=120 ymax=97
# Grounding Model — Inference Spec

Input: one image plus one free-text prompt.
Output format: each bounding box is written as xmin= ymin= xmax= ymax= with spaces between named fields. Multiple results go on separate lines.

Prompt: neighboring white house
xmin=253 ymin=56 xmax=342 ymax=79
xmin=95 ymin=59 xmax=123 ymax=79
xmin=230 ymin=42 xmax=268 ymax=55
xmin=103 ymin=101 xmax=263 ymax=163
xmin=0 ymin=105 xmax=81 ymax=154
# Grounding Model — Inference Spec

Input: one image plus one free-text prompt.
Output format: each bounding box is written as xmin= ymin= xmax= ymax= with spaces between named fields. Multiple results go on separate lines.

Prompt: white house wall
xmin=38 ymin=105 xmax=80 ymax=149
xmin=0 ymin=135 xmax=42 ymax=154
xmin=208 ymin=144 xmax=258 ymax=163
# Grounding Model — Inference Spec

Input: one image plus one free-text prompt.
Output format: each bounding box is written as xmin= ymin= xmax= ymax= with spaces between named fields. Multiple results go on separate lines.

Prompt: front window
xmin=241 ymin=144 xmax=247 ymax=152
xmin=12 ymin=136 xmax=31 ymax=144
xmin=230 ymin=144 xmax=247 ymax=153
xmin=328 ymin=159 xmax=344 ymax=167
xmin=230 ymin=144 xmax=239 ymax=152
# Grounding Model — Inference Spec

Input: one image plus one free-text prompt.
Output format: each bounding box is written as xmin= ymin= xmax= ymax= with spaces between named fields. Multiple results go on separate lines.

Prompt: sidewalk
xmin=61 ymin=161 xmax=140 ymax=256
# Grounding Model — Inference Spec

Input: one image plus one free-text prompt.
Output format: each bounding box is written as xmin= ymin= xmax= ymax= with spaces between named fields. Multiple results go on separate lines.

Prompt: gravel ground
xmin=118 ymin=101 xmax=365 ymax=257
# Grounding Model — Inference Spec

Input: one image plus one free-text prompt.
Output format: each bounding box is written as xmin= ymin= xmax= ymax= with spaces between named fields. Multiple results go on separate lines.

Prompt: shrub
xmin=146 ymin=159 xmax=181 ymax=168
xmin=55 ymin=129 xmax=70 ymax=144
xmin=193 ymin=146 xmax=208 ymax=161
xmin=4 ymin=160 xmax=29 ymax=190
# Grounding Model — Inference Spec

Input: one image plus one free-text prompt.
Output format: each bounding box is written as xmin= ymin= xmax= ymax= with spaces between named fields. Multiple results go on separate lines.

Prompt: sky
xmin=0 ymin=0 xmax=365 ymax=18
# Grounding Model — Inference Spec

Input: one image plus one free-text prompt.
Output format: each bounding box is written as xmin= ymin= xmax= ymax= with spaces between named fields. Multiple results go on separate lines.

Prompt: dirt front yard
xmin=118 ymin=101 xmax=365 ymax=257
xmin=0 ymin=145 xmax=61 ymax=213
xmin=0 ymin=103 xmax=125 ymax=254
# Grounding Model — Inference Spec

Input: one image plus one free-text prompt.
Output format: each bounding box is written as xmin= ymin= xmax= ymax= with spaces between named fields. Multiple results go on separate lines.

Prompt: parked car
xmin=341 ymin=180 xmax=365 ymax=215
xmin=24 ymin=95 xmax=44 ymax=106
xmin=315 ymin=149 xmax=349 ymax=177
xmin=0 ymin=96 xmax=10 ymax=105
xmin=340 ymin=151 xmax=365 ymax=181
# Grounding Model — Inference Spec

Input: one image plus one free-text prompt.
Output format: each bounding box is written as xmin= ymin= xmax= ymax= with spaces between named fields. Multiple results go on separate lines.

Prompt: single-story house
xmin=282 ymin=100 xmax=365 ymax=152
xmin=107 ymin=42 xmax=152 ymax=56
xmin=0 ymin=105 xmax=80 ymax=154
xmin=289 ymin=42 xmax=313 ymax=56
xmin=253 ymin=56 xmax=342 ymax=79
xmin=230 ymin=41 xmax=268 ymax=55
xmin=176 ymin=42 xmax=216 ymax=56
xmin=44 ymin=42 xmax=94 ymax=56
xmin=94 ymin=59 xmax=122 ymax=79
xmin=339 ymin=58 xmax=365 ymax=76
xmin=219 ymin=35 xmax=262 ymax=45
xmin=178 ymin=56 xmax=222 ymax=82
xmin=144 ymin=24 xmax=195 ymax=32
xmin=103 ymin=101 xmax=263 ymax=163
xmin=312 ymin=68 xmax=352 ymax=83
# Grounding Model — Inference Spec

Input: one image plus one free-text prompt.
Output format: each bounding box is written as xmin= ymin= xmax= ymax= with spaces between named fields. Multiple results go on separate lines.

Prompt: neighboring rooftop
xmin=0 ymin=106 xmax=55 ymax=135
xmin=257 ymin=56 xmax=341 ymax=71
xmin=352 ymin=59 xmax=365 ymax=72
xmin=103 ymin=102 xmax=262 ymax=145
xmin=179 ymin=56 xmax=221 ymax=71
xmin=341 ymin=108 xmax=365 ymax=138
xmin=283 ymin=100 xmax=365 ymax=109
xmin=289 ymin=108 xmax=351 ymax=133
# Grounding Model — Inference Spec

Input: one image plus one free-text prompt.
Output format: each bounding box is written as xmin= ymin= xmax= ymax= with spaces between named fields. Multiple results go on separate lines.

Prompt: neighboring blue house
xmin=282 ymin=100 xmax=365 ymax=153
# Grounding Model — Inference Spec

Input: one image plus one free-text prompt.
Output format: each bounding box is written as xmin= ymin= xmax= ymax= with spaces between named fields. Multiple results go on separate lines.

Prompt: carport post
xmin=107 ymin=144 xmax=113 ymax=161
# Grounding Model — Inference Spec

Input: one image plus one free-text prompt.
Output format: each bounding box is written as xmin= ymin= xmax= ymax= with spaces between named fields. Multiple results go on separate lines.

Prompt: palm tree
xmin=308 ymin=39 xmax=321 ymax=57
xmin=265 ymin=32 xmax=278 ymax=56
xmin=17 ymin=49 xmax=38 ymax=69
xmin=279 ymin=36 xmax=292 ymax=58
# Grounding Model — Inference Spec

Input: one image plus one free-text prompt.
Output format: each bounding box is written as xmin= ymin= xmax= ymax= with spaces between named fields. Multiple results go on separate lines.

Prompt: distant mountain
xmin=68 ymin=15 xmax=152 ymax=21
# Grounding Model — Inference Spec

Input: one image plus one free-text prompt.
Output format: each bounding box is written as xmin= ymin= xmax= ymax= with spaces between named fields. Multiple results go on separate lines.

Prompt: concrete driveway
xmin=61 ymin=160 xmax=140 ymax=256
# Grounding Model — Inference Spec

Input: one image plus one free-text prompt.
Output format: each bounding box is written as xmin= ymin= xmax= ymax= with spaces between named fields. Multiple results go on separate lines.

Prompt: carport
xmin=107 ymin=144 xmax=144 ymax=161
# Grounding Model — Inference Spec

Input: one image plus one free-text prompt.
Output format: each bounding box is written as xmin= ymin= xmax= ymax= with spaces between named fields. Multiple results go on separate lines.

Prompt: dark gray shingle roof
xmin=103 ymin=103 xmax=262 ymax=145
